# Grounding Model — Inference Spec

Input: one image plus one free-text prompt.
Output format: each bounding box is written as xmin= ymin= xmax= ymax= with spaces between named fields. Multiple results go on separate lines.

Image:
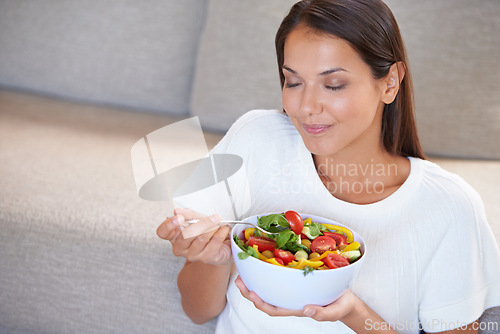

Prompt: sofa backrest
xmin=0 ymin=0 xmax=208 ymax=115
xmin=0 ymin=0 xmax=498 ymax=159
xmin=385 ymin=0 xmax=500 ymax=159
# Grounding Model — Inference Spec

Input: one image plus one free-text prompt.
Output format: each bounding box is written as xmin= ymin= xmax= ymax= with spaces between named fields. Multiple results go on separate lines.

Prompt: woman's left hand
xmin=234 ymin=275 xmax=358 ymax=322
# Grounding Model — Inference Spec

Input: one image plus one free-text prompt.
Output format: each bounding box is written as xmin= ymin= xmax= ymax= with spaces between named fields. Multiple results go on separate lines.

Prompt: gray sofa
xmin=0 ymin=1 xmax=499 ymax=333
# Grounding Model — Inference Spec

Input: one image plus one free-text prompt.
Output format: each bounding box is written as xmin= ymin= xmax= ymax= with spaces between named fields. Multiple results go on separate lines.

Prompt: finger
xmin=234 ymin=276 xmax=302 ymax=317
xmin=174 ymin=208 xmax=208 ymax=221
xmin=197 ymin=225 xmax=231 ymax=262
xmin=170 ymin=229 xmax=182 ymax=243
xmin=175 ymin=227 xmax=220 ymax=260
xmin=170 ymin=230 xmax=201 ymax=256
xmin=302 ymin=290 xmax=354 ymax=322
xmin=234 ymin=276 xmax=267 ymax=309
xmin=302 ymin=305 xmax=322 ymax=320
xmin=302 ymin=304 xmax=342 ymax=322
xmin=181 ymin=214 xmax=221 ymax=239
xmin=248 ymin=292 xmax=303 ymax=317
xmin=234 ymin=275 xmax=250 ymax=296
xmin=156 ymin=215 xmax=182 ymax=240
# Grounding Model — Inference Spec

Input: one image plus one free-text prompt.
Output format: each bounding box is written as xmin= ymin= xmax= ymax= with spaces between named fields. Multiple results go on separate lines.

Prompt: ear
xmin=381 ymin=61 xmax=405 ymax=104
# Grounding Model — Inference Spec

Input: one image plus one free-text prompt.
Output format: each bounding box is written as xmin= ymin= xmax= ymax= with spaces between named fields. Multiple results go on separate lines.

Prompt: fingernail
xmin=303 ymin=307 xmax=316 ymax=317
xmin=172 ymin=215 xmax=180 ymax=226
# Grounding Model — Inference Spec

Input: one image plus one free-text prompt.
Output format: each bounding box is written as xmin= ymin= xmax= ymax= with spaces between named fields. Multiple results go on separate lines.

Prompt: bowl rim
xmin=230 ymin=212 xmax=367 ymax=274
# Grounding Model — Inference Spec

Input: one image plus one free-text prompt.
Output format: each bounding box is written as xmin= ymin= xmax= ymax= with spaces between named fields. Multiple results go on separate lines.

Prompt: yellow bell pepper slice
xmin=320 ymin=223 xmax=354 ymax=243
xmin=252 ymin=245 xmax=269 ymax=261
xmin=244 ymin=227 xmax=255 ymax=240
xmin=303 ymin=218 xmax=312 ymax=225
xmin=288 ymin=258 xmax=324 ymax=270
xmin=315 ymin=250 xmax=340 ymax=261
xmin=266 ymin=258 xmax=285 ymax=267
xmin=342 ymin=241 xmax=360 ymax=252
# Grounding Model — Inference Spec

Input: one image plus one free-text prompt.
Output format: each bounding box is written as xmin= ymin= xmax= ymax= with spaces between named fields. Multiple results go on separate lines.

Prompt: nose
xmin=299 ymin=85 xmax=322 ymax=116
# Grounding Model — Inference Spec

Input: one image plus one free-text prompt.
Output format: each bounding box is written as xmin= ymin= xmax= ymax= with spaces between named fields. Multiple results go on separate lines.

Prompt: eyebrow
xmin=282 ymin=66 xmax=347 ymax=76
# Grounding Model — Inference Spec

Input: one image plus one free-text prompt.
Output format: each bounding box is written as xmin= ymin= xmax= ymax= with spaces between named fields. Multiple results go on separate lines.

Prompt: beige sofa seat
xmin=1 ymin=90 xmax=499 ymax=334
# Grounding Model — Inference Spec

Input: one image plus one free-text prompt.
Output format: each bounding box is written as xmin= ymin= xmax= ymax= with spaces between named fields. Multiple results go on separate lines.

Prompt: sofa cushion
xmin=0 ymin=0 xmax=208 ymax=115
xmin=190 ymin=0 xmax=297 ymax=132
xmin=0 ymin=90 xmax=219 ymax=333
xmin=383 ymin=0 xmax=500 ymax=159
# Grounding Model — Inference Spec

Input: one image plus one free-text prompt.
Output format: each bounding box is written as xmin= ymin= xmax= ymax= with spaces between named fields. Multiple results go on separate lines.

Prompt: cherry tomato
xmin=285 ymin=210 xmax=303 ymax=235
xmin=274 ymin=257 xmax=285 ymax=266
xmin=323 ymin=232 xmax=347 ymax=247
xmin=310 ymin=236 xmax=336 ymax=254
xmin=273 ymin=248 xmax=295 ymax=265
xmin=247 ymin=236 xmax=276 ymax=252
xmin=323 ymin=253 xmax=350 ymax=269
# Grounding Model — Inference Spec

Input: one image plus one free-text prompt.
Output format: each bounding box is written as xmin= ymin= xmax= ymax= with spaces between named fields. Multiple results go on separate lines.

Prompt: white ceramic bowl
xmin=230 ymin=213 xmax=366 ymax=310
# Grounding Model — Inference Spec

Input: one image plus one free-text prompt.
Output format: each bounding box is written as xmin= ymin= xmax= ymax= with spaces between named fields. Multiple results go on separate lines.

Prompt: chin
xmin=302 ymin=138 xmax=338 ymax=157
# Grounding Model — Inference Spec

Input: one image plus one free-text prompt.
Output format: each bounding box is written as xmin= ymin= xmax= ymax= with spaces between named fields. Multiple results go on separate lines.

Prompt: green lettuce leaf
xmin=275 ymin=230 xmax=309 ymax=252
xmin=257 ymin=213 xmax=289 ymax=233
xmin=302 ymin=222 xmax=326 ymax=239
xmin=233 ymin=234 xmax=259 ymax=259
xmin=275 ymin=230 xmax=296 ymax=249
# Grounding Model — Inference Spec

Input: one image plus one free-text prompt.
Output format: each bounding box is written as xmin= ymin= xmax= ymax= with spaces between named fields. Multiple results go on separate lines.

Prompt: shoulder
xmin=226 ymin=109 xmax=292 ymax=135
xmin=417 ymin=159 xmax=483 ymax=208
xmin=212 ymin=109 xmax=298 ymax=153
xmin=410 ymin=158 xmax=487 ymax=230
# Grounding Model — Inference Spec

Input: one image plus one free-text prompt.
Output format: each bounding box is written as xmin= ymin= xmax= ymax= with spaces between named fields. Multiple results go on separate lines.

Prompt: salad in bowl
xmin=230 ymin=211 xmax=366 ymax=310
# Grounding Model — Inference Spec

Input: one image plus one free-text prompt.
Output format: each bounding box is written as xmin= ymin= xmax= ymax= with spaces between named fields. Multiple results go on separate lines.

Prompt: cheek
xmin=328 ymin=90 xmax=378 ymax=123
xmin=327 ymin=97 xmax=350 ymax=119
xmin=281 ymin=90 xmax=294 ymax=112
xmin=282 ymin=90 xmax=296 ymax=113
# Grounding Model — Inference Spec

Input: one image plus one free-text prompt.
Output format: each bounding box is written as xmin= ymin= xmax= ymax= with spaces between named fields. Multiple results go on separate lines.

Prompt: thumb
xmin=303 ymin=305 xmax=321 ymax=319
xmin=303 ymin=304 xmax=339 ymax=322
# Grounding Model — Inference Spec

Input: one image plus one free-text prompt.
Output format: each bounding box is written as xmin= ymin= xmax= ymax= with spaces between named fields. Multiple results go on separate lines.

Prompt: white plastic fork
xmin=185 ymin=219 xmax=279 ymax=235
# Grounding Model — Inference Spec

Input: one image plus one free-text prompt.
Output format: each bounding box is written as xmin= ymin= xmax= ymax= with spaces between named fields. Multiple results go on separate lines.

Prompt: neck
xmin=313 ymin=147 xmax=410 ymax=204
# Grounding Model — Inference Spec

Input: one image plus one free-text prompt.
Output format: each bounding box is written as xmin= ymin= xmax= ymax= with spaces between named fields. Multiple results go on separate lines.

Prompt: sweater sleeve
xmin=417 ymin=172 xmax=500 ymax=332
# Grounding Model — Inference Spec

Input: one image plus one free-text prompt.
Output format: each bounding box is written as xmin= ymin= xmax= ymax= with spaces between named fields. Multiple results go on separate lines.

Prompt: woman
xmin=156 ymin=0 xmax=500 ymax=332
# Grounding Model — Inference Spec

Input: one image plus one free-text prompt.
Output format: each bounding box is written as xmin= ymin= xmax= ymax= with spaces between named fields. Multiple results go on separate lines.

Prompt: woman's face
xmin=282 ymin=25 xmax=388 ymax=159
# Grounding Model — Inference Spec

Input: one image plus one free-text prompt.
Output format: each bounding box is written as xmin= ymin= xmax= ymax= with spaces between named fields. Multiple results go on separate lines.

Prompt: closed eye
xmin=285 ymin=82 xmax=301 ymax=88
xmin=325 ymin=84 xmax=347 ymax=91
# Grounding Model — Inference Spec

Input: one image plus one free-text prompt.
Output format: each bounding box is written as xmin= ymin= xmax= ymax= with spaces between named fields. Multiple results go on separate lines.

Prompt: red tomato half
xmin=310 ymin=236 xmax=336 ymax=254
xmin=285 ymin=210 xmax=303 ymax=235
xmin=323 ymin=253 xmax=350 ymax=269
xmin=323 ymin=232 xmax=347 ymax=247
xmin=273 ymin=248 xmax=295 ymax=265
xmin=247 ymin=236 xmax=277 ymax=252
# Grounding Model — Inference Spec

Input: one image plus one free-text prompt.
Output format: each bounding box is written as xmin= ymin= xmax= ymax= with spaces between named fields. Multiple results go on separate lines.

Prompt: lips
xmin=302 ymin=124 xmax=332 ymax=135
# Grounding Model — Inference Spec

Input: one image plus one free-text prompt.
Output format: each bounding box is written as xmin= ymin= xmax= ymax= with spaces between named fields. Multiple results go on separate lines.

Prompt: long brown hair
xmin=276 ymin=0 xmax=425 ymax=159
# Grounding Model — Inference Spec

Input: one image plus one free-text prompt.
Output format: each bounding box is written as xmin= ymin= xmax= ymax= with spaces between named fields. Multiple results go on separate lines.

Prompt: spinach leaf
xmin=275 ymin=230 xmax=309 ymax=253
xmin=257 ymin=213 xmax=289 ymax=233
xmin=246 ymin=246 xmax=259 ymax=259
xmin=233 ymin=235 xmax=259 ymax=259
xmin=303 ymin=222 xmax=326 ymax=239
xmin=275 ymin=230 xmax=296 ymax=249
xmin=238 ymin=252 xmax=250 ymax=260
xmin=286 ymin=242 xmax=309 ymax=253
xmin=233 ymin=235 xmax=247 ymax=251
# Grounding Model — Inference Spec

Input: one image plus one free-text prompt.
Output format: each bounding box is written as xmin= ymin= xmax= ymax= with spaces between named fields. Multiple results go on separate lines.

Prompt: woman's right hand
xmin=156 ymin=208 xmax=233 ymax=266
